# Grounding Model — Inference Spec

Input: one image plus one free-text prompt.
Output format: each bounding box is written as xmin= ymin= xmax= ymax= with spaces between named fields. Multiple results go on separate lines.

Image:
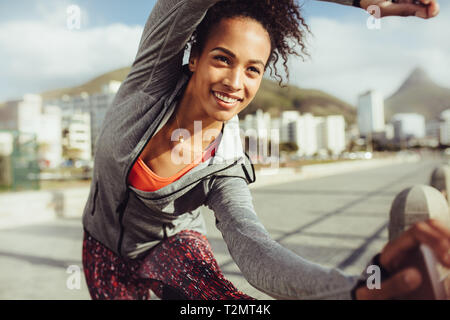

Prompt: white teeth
xmin=214 ymin=91 xmax=238 ymax=104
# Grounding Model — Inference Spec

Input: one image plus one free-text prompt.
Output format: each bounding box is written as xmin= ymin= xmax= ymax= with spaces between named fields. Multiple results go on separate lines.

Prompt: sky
xmin=0 ymin=0 xmax=449 ymax=106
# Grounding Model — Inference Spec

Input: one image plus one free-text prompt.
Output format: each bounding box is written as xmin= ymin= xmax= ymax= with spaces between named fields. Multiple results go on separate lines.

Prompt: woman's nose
xmin=223 ymin=68 xmax=243 ymax=90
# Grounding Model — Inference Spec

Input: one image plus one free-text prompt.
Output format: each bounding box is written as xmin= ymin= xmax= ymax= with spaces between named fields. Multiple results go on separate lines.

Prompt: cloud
xmin=286 ymin=10 xmax=450 ymax=105
xmin=0 ymin=2 xmax=143 ymax=101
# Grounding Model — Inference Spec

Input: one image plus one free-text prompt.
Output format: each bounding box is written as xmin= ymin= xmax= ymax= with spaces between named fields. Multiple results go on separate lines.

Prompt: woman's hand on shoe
xmin=355 ymin=219 xmax=450 ymax=300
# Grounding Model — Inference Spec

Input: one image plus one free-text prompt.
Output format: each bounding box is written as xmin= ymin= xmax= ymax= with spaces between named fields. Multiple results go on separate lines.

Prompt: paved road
xmin=0 ymin=157 xmax=445 ymax=299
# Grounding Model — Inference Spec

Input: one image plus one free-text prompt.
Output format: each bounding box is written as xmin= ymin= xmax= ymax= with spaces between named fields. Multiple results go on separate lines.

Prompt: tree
xmin=63 ymin=146 xmax=84 ymax=162
xmin=279 ymin=142 xmax=299 ymax=154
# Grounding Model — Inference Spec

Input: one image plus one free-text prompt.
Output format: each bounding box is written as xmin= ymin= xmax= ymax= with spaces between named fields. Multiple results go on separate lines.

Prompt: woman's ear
xmin=188 ymin=55 xmax=198 ymax=73
xmin=188 ymin=48 xmax=199 ymax=73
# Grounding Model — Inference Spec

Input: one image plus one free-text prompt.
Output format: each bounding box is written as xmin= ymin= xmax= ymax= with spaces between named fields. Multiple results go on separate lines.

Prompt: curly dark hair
xmin=186 ymin=0 xmax=311 ymax=87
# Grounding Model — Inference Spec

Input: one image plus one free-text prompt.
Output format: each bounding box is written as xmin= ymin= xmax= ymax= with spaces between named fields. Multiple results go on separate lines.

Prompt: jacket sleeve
xmin=205 ymin=176 xmax=362 ymax=300
xmin=119 ymin=0 xmax=221 ymax=98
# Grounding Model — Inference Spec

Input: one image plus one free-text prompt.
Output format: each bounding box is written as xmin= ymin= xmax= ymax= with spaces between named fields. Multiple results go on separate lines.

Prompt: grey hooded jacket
xmin=82 ymin=0 xmax=363 ymax=300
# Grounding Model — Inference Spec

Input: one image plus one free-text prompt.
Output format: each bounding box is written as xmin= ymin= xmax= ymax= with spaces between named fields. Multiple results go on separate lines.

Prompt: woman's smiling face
xmin=187 ymin=17 xmax=272 ymax=123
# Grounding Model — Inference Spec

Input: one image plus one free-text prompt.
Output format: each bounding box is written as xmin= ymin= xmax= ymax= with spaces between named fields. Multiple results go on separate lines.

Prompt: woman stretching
xmin=82 ymin=0 xmax=447 ymax=300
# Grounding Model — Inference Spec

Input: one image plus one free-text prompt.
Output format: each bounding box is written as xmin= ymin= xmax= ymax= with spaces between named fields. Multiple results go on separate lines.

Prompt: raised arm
xmin=318 ymin=0 xmax=440 ymax=18
xmin=120 ymin=0 xmax=221 ymax=98
xmin=205 ymin=176 xmax=360 ymax=299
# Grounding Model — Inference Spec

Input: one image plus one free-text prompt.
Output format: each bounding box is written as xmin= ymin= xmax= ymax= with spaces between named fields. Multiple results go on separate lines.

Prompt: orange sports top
xmin=128 ymin=140 xmax=219 ymax=192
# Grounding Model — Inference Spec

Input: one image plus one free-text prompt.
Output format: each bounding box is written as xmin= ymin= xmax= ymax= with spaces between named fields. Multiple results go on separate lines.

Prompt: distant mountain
xmin=40 ymin=67 xmax=131 ymax=101
xmin=244 ymin=78 xmax=356 ymax=125
xmin=385 ymin=67 xmax=450 ymax=121
xmin=39 ymin=66 xmax=356 ymax=124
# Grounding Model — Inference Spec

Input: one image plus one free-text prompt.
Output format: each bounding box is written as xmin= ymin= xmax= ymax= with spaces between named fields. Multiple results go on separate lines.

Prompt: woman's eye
xmin=248 ymin=67 xmax=261 ymax=74
xmin=214 ymin=56 xmax=229 ymax=64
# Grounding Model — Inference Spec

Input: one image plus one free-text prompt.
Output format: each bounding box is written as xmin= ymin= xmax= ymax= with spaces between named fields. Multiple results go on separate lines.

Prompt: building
xmin=440 ymin=110 xmax=450 ymax=146
xmin=426 ymin=120 xmax=441 ymax=140
xmin=357 ymin=90 xmax=385 ymax=137
xmin=240 ymin=109 xmax=276 ymax=163
xmin=0 ymin=94 xmax=42 ymax=136
xmin=322 ymin=115 xmax=346 ymax=155
xmin=292 ymin=113 xmax=318 ymax=157
xmin=46 ymin=93 xmax=90 ymax=116
xmin=62 ymin=113 xmax=92 ymax=162
xmin=102 ymin=80 xmax=121 ymax=94
xmin=240 ymin=109 xmax=347 ymax=159
xmin=276 ymin=111 xmax=299 ymax=143
xmin=0 ymin=94 xmax=63 ymax=168
xmin=38 ymin=106 xmax=63 ymax=168
xmin=391 ymin=113 xmax=426 ymax=140
xmin=384 ymin=123 xmax=395 ymax=141
xmin=241 ymin=109 xmax=271 ymax=138
xmin=43 ymin=80 xmax=121 ymax=157
xmin=0 ymin=132 xmax=13 ymax=157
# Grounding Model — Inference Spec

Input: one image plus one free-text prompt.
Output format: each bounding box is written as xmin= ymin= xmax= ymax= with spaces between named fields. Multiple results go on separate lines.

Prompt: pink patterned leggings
xmin=82 ymin=229 xmax=254 ymax=300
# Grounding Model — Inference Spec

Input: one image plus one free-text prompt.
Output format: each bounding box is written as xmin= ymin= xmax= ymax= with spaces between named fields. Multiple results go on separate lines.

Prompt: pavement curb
xmin=250 ymin=155 xmax=421 ymax=189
